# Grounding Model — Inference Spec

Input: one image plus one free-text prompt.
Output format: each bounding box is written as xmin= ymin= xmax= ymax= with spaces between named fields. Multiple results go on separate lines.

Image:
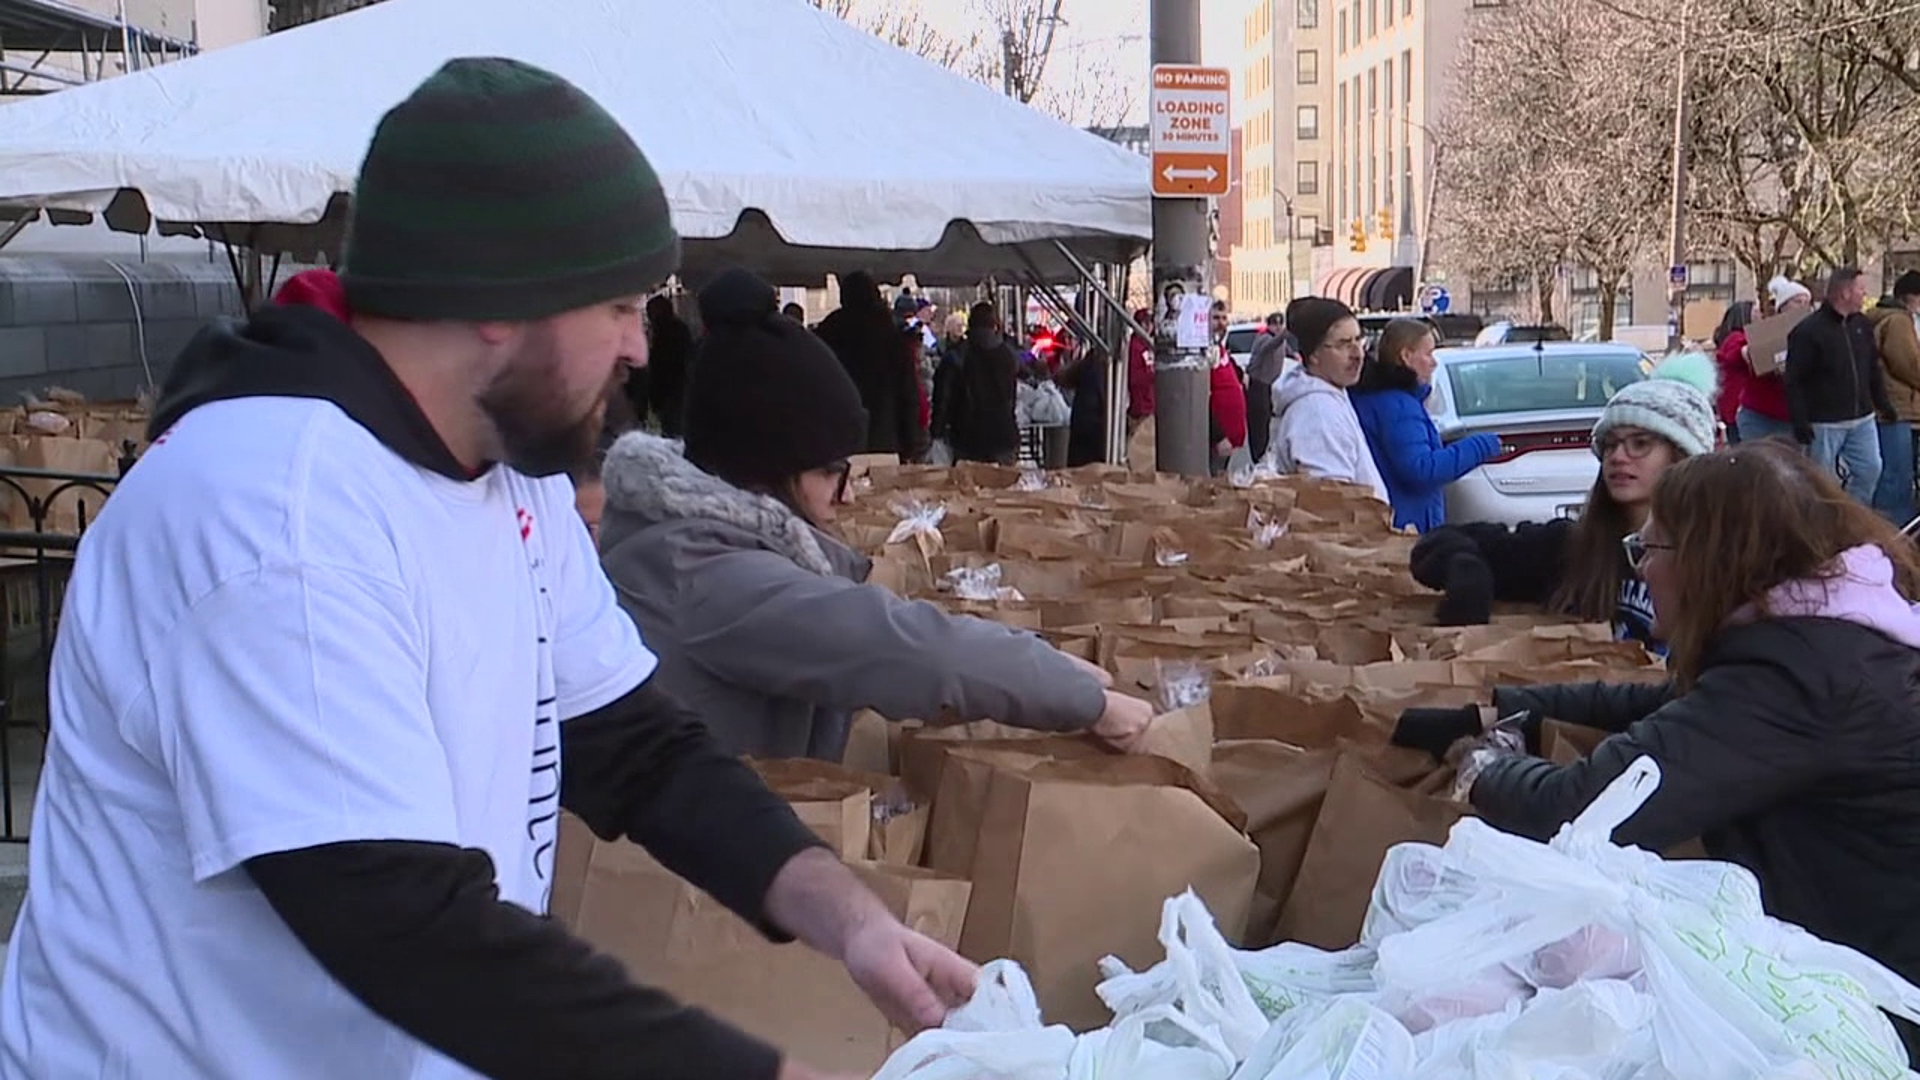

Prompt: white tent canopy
xmin=0 ymin=0 xmax=1150 ymax=285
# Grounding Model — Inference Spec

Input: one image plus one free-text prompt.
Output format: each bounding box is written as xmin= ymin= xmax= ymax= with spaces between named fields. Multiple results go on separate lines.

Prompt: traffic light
xmin=1349 ymin=218 xmax=1368 ymax=252
xmin=1377 ymin=208 xmax=1394 ymax=239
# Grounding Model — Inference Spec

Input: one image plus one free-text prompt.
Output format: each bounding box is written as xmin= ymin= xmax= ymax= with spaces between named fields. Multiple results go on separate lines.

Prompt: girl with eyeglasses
xmin=1408 ymin=352 xmax=1721 ymax=652
xmin=1393 ymin=439 xmax=1920 ymax=1067
xmin=593 ymin=270 xmax=1153 ymax=762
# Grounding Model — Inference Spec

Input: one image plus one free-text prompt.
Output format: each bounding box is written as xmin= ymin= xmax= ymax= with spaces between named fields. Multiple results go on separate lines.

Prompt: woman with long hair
xmin=1394 ymin=439 xmax=1920 ymax=1064
xmin=1350 ymin=318 xmax=1500 ymax=532
xmin=1711 ymin=299 xmax=1756 ymax=442
xmin=597 ymin=270 xmax=1151 ymax=762
xmin=1408 ymin=353 xmax=1719 ymax=649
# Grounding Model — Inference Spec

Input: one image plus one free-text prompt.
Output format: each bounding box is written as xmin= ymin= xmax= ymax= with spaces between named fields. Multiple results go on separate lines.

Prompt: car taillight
xmin=1479 ymin=428 xmax=1591 ymax=464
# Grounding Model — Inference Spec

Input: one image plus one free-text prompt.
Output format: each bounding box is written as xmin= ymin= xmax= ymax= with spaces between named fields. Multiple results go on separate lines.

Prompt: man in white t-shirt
xmin=0 ymin=57 xmax=975 ymax=1080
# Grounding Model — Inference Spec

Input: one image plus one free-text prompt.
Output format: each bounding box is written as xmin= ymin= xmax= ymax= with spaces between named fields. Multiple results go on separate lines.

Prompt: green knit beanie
xmin=341 ymin=57 xmax=681 ymax=322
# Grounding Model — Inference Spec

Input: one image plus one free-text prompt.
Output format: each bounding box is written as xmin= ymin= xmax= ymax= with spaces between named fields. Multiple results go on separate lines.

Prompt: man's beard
xmin=476 ymin=330 xmax=619 ymax=478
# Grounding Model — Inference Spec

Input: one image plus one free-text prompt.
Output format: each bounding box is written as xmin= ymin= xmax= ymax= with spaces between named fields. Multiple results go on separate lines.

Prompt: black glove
xmin=1433 ymin=553 xmax=1495 ymax=626
xmin=1409 ymin=529 xmax=1476 ymax=589
xmin=1392 ymin=704 xmax=1485 ymax=761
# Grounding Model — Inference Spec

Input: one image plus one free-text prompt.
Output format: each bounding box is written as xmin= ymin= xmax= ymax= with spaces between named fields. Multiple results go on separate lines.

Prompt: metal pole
xmin=1665 ymin=0 xmax=1692 ymax=353
xmin=1151 ymin=0 xmax=1212 ymax=478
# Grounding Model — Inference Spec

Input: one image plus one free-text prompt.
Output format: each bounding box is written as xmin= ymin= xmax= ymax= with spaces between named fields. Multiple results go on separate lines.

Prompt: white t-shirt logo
xmin=516 ymin=501 xmax=563 ymax=913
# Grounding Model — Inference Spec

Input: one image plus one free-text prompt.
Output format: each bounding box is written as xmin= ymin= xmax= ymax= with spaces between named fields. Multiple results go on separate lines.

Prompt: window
xmin=1386 ymin=0 xmax=1395 ymax=27
xmin=1402 ymin=49 xmax=1413 ymax=109
xmin=1404 ymin=0 xmax=1413 ymax=15
xmin=1299 ymin=0 xmax=1318 ymax=28
xmin=1337 ymin=8 xmax=1347 ymax=51
xmin=1297 ymin=49 xmax=1319 ymax=84
xmin=1300 ymin=214 xmax=1321 ymax=239
xmin=1444 ymin=350 xmax=1648 ymax=417
xmin=1297 ymin=160 xmax=1320 ymax=194
xmin=1297 ymin=104 xmax=1321 ymax=140
xmin=1368 ymin=0 xmax=1378 ymax=37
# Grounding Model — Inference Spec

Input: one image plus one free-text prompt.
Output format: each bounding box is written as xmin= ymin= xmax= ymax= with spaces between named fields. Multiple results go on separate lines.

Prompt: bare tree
xmin=806 ymin=0 xmax=982 ymax=72
xmin=1035 ymin=48 xmax=1139 ymax=130
xmin=1437 ymin=0 xmax=1671 ymax=336
xmin=1626 ymin=0 xmax=1920 ymax=273
xmin=977 ymin=0 xmax=1069 ymax=104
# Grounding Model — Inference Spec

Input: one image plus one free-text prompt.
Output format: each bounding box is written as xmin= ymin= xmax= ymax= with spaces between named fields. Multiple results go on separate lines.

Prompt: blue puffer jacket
xmin=1351 ymin=383 xmax=1500 ymax=532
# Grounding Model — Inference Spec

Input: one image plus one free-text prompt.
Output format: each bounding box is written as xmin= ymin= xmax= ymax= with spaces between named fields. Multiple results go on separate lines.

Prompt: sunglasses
xmin=1620 ymin=531 xmax=1674 ymax=572
xmin=1595 ymin=432 xmax=1664 ymax=460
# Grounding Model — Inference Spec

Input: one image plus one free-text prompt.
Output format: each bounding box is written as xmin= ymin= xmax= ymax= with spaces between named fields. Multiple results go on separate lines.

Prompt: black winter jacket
xmin=933 ymin=329 xmax=1020 ymax=465
xmin=1472 ymin=617 xmax=1920 ymax=1006
xmin=1410 ymin=519 xmax=1658 ymax=649
xmin=1784 ymin=304 xmax=1896 ymax=438
xmin=817 ymin=307 xmax=927 ymax=458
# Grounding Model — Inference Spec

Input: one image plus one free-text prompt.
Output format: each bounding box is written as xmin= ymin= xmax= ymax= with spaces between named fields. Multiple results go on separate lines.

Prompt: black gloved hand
xmin=1434 ymin=553 xmax=1495 ymax=626
xmin=1392 ymin=704 xmax=1485 ymax=761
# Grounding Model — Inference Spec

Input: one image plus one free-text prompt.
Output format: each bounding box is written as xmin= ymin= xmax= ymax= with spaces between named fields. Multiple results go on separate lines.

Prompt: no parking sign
xmin=1418 ymin=284 xmax=1451 ymax=315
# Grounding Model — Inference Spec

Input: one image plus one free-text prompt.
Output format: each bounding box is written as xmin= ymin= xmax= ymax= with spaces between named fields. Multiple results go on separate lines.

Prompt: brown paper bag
xmin=1542 ymin=720 xmax=1611 ymax=764
xmin=1210 ymin=740 xmax=1339 ymax=944
xmin=748 ymin=759 xmax=874 ymax=861
xmin=1273 ymin=752 xmax=1467 ymax=950
xmin=8 ymin=435 xmax=118 ymax=533
xmin=1136 ymin=701 xmax=1214 ymax=778
xmin=940 ymin=752 xmax=1258 ymax=1030
xmin=569 ymin=840 xmax=970 ymax=1074
xmin=842 ymin=709 xmax=897 ymax=775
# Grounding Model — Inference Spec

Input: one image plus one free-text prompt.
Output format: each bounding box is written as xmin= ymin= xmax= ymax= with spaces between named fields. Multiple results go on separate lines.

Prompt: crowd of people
xmin=1 ymin=55 xmax=1917 ymax=1078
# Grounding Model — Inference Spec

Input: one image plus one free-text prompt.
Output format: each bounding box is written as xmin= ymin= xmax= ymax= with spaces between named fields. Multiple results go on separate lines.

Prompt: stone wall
xmin=0 ymin=257 xmax=251 ymax=404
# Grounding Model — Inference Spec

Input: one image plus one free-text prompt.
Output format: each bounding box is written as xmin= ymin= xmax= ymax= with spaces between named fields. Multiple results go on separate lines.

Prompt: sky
xmin=907 ymin=0 xmax=1242 ymax=126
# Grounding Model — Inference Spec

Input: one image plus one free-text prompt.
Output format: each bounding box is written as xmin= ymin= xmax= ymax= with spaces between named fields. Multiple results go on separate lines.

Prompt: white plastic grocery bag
xmin=1227 ymin=996 xmax=1414 ymax=1080
xmin=1377 ymin=756 xmax=1920 ymax=1080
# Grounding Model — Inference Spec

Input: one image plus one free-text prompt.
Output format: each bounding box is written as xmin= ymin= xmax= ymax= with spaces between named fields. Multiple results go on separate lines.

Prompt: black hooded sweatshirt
xmin=137 ymin=304 xmax=826 ymax=1080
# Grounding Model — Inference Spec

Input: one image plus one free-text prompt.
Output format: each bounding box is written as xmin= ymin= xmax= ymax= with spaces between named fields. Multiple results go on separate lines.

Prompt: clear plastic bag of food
xmin=945 ymin=563 xmax=1005 ymax=602
xmin=1247 ymin=506 xmax=1287 ymax=549
xmin=1156 ymin=659 xmax=1212 ymax=713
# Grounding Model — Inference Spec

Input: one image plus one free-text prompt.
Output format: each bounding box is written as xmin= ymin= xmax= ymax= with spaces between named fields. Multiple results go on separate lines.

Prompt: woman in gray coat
xmin=597 ymin=269 xmax=1153 ymax=762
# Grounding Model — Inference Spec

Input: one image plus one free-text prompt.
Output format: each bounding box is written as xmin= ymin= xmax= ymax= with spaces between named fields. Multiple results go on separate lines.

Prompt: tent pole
xmin=1050 ymin=240 xmax=1149 ymax=340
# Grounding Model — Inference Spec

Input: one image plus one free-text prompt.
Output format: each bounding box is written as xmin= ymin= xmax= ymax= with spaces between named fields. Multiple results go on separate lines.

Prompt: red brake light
xmin=1480 ymin=429 xmax=1591 ymax=464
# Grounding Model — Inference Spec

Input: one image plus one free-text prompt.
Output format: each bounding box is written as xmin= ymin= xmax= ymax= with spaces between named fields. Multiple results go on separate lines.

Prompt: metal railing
xmin=0 ymin=455 xmax=129 ymax=842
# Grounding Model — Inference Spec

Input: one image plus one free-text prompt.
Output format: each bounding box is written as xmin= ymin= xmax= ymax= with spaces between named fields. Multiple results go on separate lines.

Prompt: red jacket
xmin=1209 ymin=358 xmax=1248 ymax=448
xmin=1128 ymin=333 xmax=1155 ymax=420
xmin=274 ymin=268 xmax=350 ymax=320
xmin=1713 ymin=330 xmax=1750 ymax=428
xmin=1717 ymin=327 xmax=1790 ymax=421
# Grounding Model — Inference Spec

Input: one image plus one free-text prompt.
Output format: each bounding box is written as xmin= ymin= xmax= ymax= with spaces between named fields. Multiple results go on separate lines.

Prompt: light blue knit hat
xmin=1590 ymin=351 xmax=1720 ymax=458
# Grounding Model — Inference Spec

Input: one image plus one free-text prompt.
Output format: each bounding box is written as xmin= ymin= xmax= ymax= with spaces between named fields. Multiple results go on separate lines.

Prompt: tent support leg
xmin=1051 ymin=240 xmax=1150 ymax=341
xmin=0 ymin=214 xmax=37 ymax=252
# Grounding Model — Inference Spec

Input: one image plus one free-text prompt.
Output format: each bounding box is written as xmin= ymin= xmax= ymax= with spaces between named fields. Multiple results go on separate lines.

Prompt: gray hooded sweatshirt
xmin=597 ymin=432 xmax=1107 ymax=761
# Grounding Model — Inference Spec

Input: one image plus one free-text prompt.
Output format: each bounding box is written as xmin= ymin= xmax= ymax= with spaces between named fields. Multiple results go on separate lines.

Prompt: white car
xmin=1225 ymin=322 xmax=1264 ymax=370
xmin=1428 ymin=342 xmax=1653 ymax=526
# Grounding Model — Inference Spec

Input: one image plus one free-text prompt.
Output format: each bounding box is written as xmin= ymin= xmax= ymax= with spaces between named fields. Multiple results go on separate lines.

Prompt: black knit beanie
xmin=682 ymin=269 xmax=870 ymax=489
xmin=341 ymin=57 xmax=681 ymax=321
xmin=1290 ymin=297 xmax=1358 ymax=357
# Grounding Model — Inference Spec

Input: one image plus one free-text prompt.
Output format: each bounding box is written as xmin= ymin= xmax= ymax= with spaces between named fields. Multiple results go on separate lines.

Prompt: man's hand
xmin=842 ymin=919 xmax=979 ymax=1033
xmin=1214 ymin=438 xmax=1234 ymax=457
xmin=763 ymin=849 xmax=979 ymax=1038
xmin=1060 ymin=651 xmax=1114 ymax=689
xmin=1090 ymin=691 xmax=1154 ymax=753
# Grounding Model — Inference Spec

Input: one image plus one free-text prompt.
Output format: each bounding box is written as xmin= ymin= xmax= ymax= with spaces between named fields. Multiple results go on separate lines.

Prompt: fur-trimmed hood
xmin=599 ymin=430 xmax=852 ymax=578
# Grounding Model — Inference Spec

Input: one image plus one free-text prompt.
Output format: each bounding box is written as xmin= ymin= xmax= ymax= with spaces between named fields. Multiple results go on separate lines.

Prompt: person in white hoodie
xmin=1265 ymin=296 xmax=1389 ymax=502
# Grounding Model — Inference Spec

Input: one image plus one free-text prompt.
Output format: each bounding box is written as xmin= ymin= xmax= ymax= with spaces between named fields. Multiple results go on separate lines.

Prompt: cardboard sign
xmin=1744 ymin=307 xmax=1809 ymax=376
